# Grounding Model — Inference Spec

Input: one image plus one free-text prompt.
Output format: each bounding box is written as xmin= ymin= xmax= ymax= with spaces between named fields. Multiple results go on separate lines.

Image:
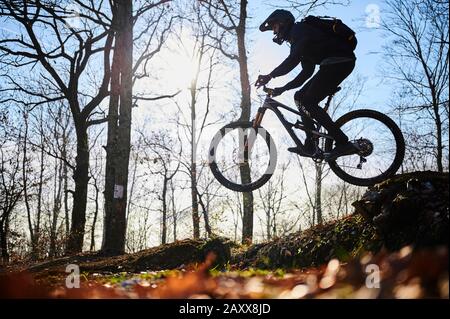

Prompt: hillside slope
xmin=235 ymin=171 xmax=449 ymax=269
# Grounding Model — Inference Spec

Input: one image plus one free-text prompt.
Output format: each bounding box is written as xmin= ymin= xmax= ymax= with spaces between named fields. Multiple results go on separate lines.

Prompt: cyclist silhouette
xmin=256 ymin=9 xmax=358 ymax=160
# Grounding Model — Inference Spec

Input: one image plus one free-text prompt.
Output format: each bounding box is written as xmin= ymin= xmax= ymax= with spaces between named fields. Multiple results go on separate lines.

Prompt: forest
xmin=0 ymin=0 xmax=448 ymax=302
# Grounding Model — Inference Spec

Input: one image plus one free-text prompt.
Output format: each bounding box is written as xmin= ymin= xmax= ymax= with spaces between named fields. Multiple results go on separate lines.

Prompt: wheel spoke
xmin=209 ymin=123 xmax=277 ymax=192
xmin=327 ymin=110 xmax=404 ymax=186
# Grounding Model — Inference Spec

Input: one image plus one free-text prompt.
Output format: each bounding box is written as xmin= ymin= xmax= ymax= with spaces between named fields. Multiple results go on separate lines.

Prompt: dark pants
xmin=294 ymin=60 xmax=355 ymax=145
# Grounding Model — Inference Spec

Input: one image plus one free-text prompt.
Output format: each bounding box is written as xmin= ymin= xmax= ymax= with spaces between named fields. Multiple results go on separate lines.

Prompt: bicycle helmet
xmin=259 ymin=9 xmax=295 ymax=45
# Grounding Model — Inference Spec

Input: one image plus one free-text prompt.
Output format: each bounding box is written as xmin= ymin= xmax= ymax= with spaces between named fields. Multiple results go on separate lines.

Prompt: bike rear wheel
xmin=325 ymin=109 xmax=405 ymax=186
xmin=209 ymin=121 xmax=277 ymax=192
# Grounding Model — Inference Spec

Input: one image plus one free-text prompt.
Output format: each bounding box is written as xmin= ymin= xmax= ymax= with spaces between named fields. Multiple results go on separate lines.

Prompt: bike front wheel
xmin=325 ymin=109 xmax=405 ymax=186
xmin=209 ymin=121 xmax=277 ymax=192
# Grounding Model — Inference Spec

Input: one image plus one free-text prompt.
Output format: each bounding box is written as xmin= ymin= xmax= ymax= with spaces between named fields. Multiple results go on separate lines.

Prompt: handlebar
xmin=262 ymin=86 xmax=273 ymax=97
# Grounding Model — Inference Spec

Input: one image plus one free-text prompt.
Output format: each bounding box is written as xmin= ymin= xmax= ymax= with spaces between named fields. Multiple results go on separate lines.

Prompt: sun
xmin=161 ymin=31 xmax=201 ymax=90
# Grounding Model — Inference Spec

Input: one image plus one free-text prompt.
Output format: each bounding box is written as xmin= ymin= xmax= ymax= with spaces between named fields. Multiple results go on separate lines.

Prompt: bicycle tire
xmin=325 ymin=109 xmax=405 ymax=186
xmin=209 ymin=121 xmax=277 ymax=192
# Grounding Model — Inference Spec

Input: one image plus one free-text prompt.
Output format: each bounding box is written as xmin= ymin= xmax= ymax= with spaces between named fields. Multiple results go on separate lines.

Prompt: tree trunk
xmin=191 ymin=162 xmax=200 ymax=239
xmin=312 ymin=204 xmax=316 ymax=226
xmin=0 ymin=218 xmax=9 ymax=264
xmin=236 ymin=0 xmax=254 ymax=245
xmin=198 ymin=192 xmax=212 ymax=238
xmin=35 ymin=107 xmax=45 ymax=254
xmin=63 ymin=137 xmax=70 ymax=240
xmin=90 ymin=182 xmax=99 ymax=251
xmin=315 ymin=162 xmax=323 ymax=224
xmin=126 ymin=154 xmax=138 ymax=224
xmin=22 ymin=110 xmax=36 ymax=259
xmin=66 ymin=122 xmax=89 ymax=254
xmin=102 ymin=0 xmax=133 ymax=255
xmin=161 ymin=177 xmax=168 ymax=244
xmin=170 ymin=180 xmax=177 ymax=242
xmin=50 ymin=157 xmax=63 ymax=257
xmin=190 ymin=73 xmax=200 ymax=238
xmin=102 ymin=31 xmax=120 ymax=253
xmin=266 ymin=210 xmax=271 ymax=240
xmin=241 ymin=167 xmax=254 ymax=244
xmin=433 ymin=101 xmax=443 ymax=172
xmin=336 ymin=182 xmax=346 ymax=219
xmin=272 ymin=218 xmax=277 ymax=239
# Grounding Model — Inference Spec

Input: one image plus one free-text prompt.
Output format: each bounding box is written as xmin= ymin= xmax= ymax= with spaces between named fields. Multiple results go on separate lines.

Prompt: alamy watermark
xmin=65 ymin=264 xmax=80 ymax=288
xmin=63 ymin=3 xmax=85 ymax=31
xmin=365 ymin=263 xmax=381 ymax=289
xmin=365 ymin=4 xmax=381 ymax=28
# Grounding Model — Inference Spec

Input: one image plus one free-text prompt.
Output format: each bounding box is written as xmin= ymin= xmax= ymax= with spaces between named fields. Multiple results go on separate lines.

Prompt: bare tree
xmin=200 ymin=0 xmax=254 ymax=244
xmin=225 ymin=176 xmax=243 ymax=242
xmin=381 ymin=0 xmax=449 ymax=172
xmin=88 ymin=141 xmax=103 ymax=252
xmin=102 ymin=0 xmax=176 ymax=255
xmin=21 ymin=105 xmax=41 ymax=258
xmin=171 ymin=2 xmax=221 ymax=239
xmin=125 ymin=204 xmax=152 ymax=253
xmin=13 ymin=98 xmax=74 ymax=259
xmin=48 ymin=109 xmax=65 ymax=258
xmin=0 ymin=0 xmax=175 ymax=255
xmin=195 ymin=159 xmax=227 ymax=238
xmin=100 ymin=0 xmax=133 ymax=255
xmin=257 ymin=163 xmax=289 ymax=240
xmin=168 ymin=178 xmax=178 ymax=241
xmin=139 ymin=130 xmax=181 ymax=245
xmin=0 ymin=0 xmax=114 ymax=253
xmin=0 ymin=135 xmax=23 ymax=263
xmin=272 ymin=0 xmax=350 ymax=16
xmin=323 ymin=180 xmax=362 ymax=219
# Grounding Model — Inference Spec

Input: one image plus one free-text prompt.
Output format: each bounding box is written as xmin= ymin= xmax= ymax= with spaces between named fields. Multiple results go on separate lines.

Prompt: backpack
xmin=302 ymin=15 xmax=357 ymax=50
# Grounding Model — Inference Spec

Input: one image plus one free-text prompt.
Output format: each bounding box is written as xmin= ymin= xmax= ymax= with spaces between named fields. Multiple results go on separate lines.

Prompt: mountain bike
xmin=208 ymin=86 xmax=405 ymax=192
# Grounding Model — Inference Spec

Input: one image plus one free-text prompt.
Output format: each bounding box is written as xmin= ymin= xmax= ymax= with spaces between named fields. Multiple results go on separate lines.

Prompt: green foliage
xmin=138 ymin=269 xmax=182 ymax=280
xmin=208 ymin=267 xmax=285 ymax=278
xmin=103 ymin=272 xmax=131 ymax=285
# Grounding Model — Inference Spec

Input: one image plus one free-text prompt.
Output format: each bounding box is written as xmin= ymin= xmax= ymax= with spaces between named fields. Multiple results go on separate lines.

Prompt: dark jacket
xmin=269 ymin=22 xmax=356 ymax=90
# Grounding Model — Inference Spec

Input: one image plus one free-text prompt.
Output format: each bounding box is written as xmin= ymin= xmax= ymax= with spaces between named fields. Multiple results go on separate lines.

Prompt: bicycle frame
xmin=251 ymin=94 xmax=334 ymax=158
xmin=211 ymin=86 xmax=405 ymax=189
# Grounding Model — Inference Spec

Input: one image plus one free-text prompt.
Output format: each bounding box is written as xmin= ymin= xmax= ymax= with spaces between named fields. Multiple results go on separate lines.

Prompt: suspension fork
xmin=253 ymin=107 xmax=267 ymax=128
xmin=242 ymin=107 xmax=267 ymax=161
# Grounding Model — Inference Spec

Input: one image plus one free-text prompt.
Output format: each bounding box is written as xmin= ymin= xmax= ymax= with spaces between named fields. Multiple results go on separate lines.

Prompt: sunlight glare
xmin=162 ymin=31 xmax=201 ymax=90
